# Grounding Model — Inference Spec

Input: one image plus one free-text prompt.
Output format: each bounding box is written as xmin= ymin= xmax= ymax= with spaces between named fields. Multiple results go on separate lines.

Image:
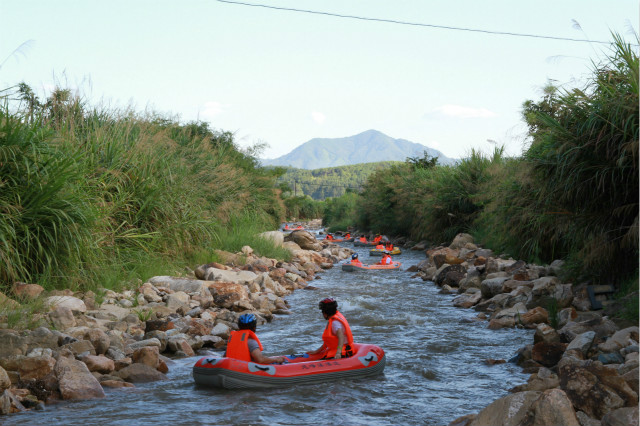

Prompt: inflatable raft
xmin=341 ymin=262 xmax=401 ymax=272
xmin=193 ymin=343 xmax=385 ymax=389
xmin=353 ymin=240 xmax=377 ymax=247
xmin=369 ymin=247 xmax=402 ymax=256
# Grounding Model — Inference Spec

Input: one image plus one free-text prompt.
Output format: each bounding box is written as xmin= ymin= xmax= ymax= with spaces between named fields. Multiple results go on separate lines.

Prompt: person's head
xmin=318 ymin=297 xmax=338 ymax=318
xmin=238 ymin=313 xmax=257 ymax=331
xmin=351 ymin=253 xmax=358 ymax=260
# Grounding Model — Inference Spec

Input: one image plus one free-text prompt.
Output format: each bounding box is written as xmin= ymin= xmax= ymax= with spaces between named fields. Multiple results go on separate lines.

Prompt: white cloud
xmin=200 ymin=101 xmax=225 ymax=118
xmin=428 ymin=104 xmax=497 ymax=119
xmin=311 ymin=111 xmax=326 ymax=124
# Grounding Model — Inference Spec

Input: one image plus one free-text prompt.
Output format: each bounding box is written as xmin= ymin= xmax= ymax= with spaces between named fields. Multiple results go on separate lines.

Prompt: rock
xmin=599 ymin=327 xmax=639 ymax=353
xmin=528 ymin=388 xmax=580 ymax=425
xmin=114 ymin=364 xmax=168 ymax=383
xmin=559 ymin=361 xmax=638 ymax=419
xmin=0 ymin=389 xmax=26 ymax=414
xmin=480 ymin=277 xmax=510 ymax=299
xmin=207 ymin=282 xmax=250 ymax=309
xmin=449 ymin=233 xmax=474 ymax=249
xmin=84 ymin=329 xmax=110 ymax=355
xmin=0 ymin=367 xmax=10 ymax=392
xmin=48 ymin=305 xmax=77 ymax=330
xmin=549 ymin=259 xmax=564 ymax=276
xmin=12 ymin=282 xmax=45 ymax=299
xmin=520 ymin=306 xmax=549 ymax=326
xmin=45 ymin=296 xmax=87 ymax=313
xmin=18 ymin=355 xmax=56 ymax=380
xmin=259 ymin=231 xmax=285 ymax=247
xmin=566 ymin=331 xmax=596 ymax=356
xmin=435 ymin=264 xmax=466 ymax=287
xmin=576 ymin=411 xmax=602 ymax=426
xmin=54 ymin=356 xmax=105 ymax=400
xmin=601 ymin=406 xmax=638 ymax=426
xmin=470 ymin=391 xmax=541 ymax=426
xmin=453 ymin=289 xmax=482 ymax=308
xmin=127 ymin=338 xmax=162 ymax=352
xmin=621 ymin=367 xmax=638 ymax=393
xmin=448 ymin=414 xmax=476 ymax=426
xmin=284 ymin=230 xmax=322 ymax=251
xmin=101 ymin=380 xmax=135 ymax=388
xmin=531 ymin=341 xmax=567 ymax=367
xmin=598 ymin=353 xmax=625 ymax=365
xmin=211 ymin=322 xmax=231 ymax=339
xmin=132 ymin=346 xmax=160 ymax=369
xmin=82 ymin=355 xmax=115 ymax=374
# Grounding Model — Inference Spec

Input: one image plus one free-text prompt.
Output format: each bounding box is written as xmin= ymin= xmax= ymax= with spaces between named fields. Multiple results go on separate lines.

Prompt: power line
xmin=214 ymin=0 xmax=614 ymax=45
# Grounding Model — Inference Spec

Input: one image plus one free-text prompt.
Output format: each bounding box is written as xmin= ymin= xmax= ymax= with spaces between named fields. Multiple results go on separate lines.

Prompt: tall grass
xmin=1 ymin=90 xmax=288 ymax=294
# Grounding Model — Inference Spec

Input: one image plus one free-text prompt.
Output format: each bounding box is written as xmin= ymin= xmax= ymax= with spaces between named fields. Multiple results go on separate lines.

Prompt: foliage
xmin=0 ymin=87 xmax=288 ymax=293
xmin=276 ymin=162 xmax=400 ymax=200
xmin=283 ymin=196 xmax=324 ymax=220
xmin=323 ymin=191 xmax=360 ymax=232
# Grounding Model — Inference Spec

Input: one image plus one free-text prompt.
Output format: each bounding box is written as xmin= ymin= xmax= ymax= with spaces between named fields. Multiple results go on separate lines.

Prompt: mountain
xmin=261 ymin=129 xmax=455 ymax=169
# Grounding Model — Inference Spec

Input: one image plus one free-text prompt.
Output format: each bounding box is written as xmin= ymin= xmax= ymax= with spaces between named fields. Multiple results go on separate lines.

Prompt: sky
xmin=1 ymin=0 xmax=637 ymax=160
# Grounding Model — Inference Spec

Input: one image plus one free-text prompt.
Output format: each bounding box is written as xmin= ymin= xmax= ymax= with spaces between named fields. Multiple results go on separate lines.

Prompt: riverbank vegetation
xmin=325 ymin=35 xmax=638 ymax=314
xmin=0 ymin=89 xmax=289 ymax=295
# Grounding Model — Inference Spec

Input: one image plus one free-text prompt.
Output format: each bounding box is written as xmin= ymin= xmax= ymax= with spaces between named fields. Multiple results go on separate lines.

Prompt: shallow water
xmin=9 ymin=246 xmax=532 ymax=426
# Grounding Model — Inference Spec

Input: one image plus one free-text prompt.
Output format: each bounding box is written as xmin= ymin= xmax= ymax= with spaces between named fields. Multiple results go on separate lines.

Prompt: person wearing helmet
xmin=358 ymin=235 xmax=367 ymax=243
xmin=350 ymin=253 xmax=362 ymax=266
xmin=379 ymin=253 xmax=392 ymax=265
xmin=307 ymin=298 xmax=354 ymax=359
xmin=225 ymin=313 xmax=286 ymax=364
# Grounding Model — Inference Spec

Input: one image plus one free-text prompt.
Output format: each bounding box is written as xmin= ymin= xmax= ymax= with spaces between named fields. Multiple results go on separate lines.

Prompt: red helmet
xmin=318 ymin=297 xmax=338 ymax=313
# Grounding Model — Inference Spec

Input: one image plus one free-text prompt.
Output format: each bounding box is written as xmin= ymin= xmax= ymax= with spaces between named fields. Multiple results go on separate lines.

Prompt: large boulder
xmin=470 ymin=391 xmax=541 ymax=426
xmin=45 ymin=296 xmax=87 ymax=313
xmin=601 ymin=406 xmax=639 ymax=426
xmin=480 ymin=277 xmax=510 ymax=299
xmin=259 ymin=231 xmax=285 ymax=247
xmin=559 ymin=361 xmax=638 ymax=419
xmin=449 ymin=233 xmax=474 ymax=249
xmin=529 ymin=388 xmax=580 ymax=426
xmin=206 ymin=282 xmax=249 ymax=308
xmin=284 ymin=230 xmax=322 ymax=251
xmin=115 ymin=363 xmax=168 ymax=383
xmin=453 ymin=289 xmax=482 ymax=308
xmin=54 ymin=355 xmax=105 ymax=400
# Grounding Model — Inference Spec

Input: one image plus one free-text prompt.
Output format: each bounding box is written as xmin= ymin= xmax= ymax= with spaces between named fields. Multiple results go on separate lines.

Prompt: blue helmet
xmin=351 ymin=253 xmax=358 ymax=259
xmin=238 ymin=313 xmax=257 ymax=329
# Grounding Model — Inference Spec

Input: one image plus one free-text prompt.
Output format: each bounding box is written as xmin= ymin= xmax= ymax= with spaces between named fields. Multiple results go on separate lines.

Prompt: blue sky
xmin=1 ymin=1 xmax=637 ymax=159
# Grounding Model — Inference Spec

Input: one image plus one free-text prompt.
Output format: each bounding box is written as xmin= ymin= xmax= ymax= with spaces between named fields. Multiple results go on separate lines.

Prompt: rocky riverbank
xmin=0 ymin=229 xmax=354 ymax=415
xmin=405 ymin=233 xmax=638 ymax=426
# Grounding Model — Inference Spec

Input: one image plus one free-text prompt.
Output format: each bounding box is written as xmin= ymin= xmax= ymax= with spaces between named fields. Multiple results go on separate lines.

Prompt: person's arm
xmin=307 ymin=343 xmax=326 ymax=355
xmin=250 ymin=348 xmax=285 ymax=364
xmin=334 ymin=328 xmax=346 ymax=359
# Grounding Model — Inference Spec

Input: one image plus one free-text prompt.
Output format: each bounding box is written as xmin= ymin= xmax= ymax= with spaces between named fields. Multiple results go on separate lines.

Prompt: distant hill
xmin=261 ymin=129 xmax=455 ymax=169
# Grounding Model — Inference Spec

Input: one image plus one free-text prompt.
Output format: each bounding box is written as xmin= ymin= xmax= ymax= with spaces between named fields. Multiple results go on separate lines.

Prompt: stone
xmin=601 ymin=406 xmax=638 ymax=426
xmin=520 ymin=306 xmax=549 ymax=326
xmin=530 ymin=388 xmax=580 ymax=426
xmin=559 ymin=361 xmax=638 ymax=419
xmin=207 ymin=282 xmax=249 ymax=309
xmin=82 ymin=355 xmax=115 ymax=374
xmin=0 ymin=389 xmax=26 ymax=414
xmin=447 ymin=414 xmax=476 ymax=426
xmin=284 ymin=230 xmax=322 ymax=251
xmin=54 ymin=356 xmax=105 ymax=400
xmin=18 ymin=355 xmax=56 ymax=380
xmin=12 ymin=282 xmax=44 ymax=299
xmin=48 ymin=305 xmax=77 ymax=330
xmin=115 ymin=363 xmax=168 ymax=383
xmin=566 ymin=331 xmax=596 ymax=356
xmin=453 ymin=289 xmax=482 ymax=308
xmin=449 ymin=233 xmax=474 ymax=249
xmin=599 ymin=327 xmax=639 ymax=353
xmin=531 ymin=341 xmax=567 ymax=367
xmin=575 ymin=411 xmax=601 ymax=426
xmin=101 ymin=380 xmax=135 ymax=388
xmin=166 ymin=291 xmax=190 ymax=311
xmin=480 ymin=277 xmax=510 ymax=299
xmin=83 ymin=329 xmax=110 ymax=355
xmin=45 ymin=296 xmax=87 ymax=313
xmin=0 ymin=367 xmax=10 ymax=392
xmin=132 ymin=346 xmax=160 ymax=369
xmin=469 ymin=391 xmax=541 ymax=426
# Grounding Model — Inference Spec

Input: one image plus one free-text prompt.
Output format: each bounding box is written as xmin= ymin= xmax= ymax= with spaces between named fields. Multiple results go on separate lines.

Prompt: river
xmin=9 ymin=244 xmax=532 ymax=426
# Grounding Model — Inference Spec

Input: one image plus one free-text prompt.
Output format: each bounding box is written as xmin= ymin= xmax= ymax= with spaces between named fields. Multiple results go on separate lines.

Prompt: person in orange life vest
xmin=375 ymin=243 xmax=385 ymax=250
xmin=284 ymin=224 xmax=289 ymax=230
xmin=385 ymin=242 xmax=393 ymax=251
xmin=349 ymin=253 xmax=362 ymax=266
xmin=344 ymin=232 xmax=351 ymax=239
xmin=225 ymin=313 xmax=285 ymax=364
xmin=307 ymin=298 xmax=354 ymax=359
xmin=379 ymin=253 xmax=392 ymax=265
xmin=358 ymin=235 xmax=367 ymax=243
xmin=373 ymin=235 xmax=382 ymax=244
xmin=325 ymin=233 xmax=334 ymax=240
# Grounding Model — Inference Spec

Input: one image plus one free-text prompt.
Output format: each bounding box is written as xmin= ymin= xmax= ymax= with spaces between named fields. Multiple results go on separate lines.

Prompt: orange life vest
xmin=375 ymin=244 xmax=384 ymax=250
xmin=385 ymin=243 xmax=393 ymax=250
xmin=326 ymin=234 xmax=334 ymax=240
xmin=359 ymin=237 xmax=367 ymax=243
xmin=225 ymin=330 xmax=264 ymax=362
xmin=284 ymin=224 xmax=289 ymax=230
xmin=322 ymin=311 xmax=354 ymax=358
xmin=374 ymin=236 xmax=382 ymax=243
xmin=345 ymin=233 xmax=351 ymax=239
xmin=379 ymin=254 xmax=392 ymax=265
xmin=350 ymin=258 xmax=362 ymax=266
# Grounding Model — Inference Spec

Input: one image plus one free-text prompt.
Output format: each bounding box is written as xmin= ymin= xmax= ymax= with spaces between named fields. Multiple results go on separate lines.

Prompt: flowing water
xmin=9 ymin=245 xmax=533 ymax=426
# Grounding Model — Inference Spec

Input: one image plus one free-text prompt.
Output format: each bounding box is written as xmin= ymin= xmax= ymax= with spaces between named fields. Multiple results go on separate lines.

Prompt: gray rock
xmin=601 ymin=406 xmax=638 ymax=426
xmin=566 ymin=331 xmax=596 ymax=356
xmin=54 ymin=355 xmax=105 ymax=400
xmin=480 ymin=277 xmax=510 ymax=299
xmin=114 ymin=363 xmax=168 ymax=383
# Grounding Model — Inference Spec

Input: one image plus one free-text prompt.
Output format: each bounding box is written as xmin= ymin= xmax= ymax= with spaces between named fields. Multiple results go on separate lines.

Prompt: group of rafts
xmin=192 ymin=232 xmax=397 ymax=389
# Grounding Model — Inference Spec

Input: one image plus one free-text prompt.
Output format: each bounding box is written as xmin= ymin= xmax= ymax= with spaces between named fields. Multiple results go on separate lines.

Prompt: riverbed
xmin=9 ymin=245 xmax=532 ymax=426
